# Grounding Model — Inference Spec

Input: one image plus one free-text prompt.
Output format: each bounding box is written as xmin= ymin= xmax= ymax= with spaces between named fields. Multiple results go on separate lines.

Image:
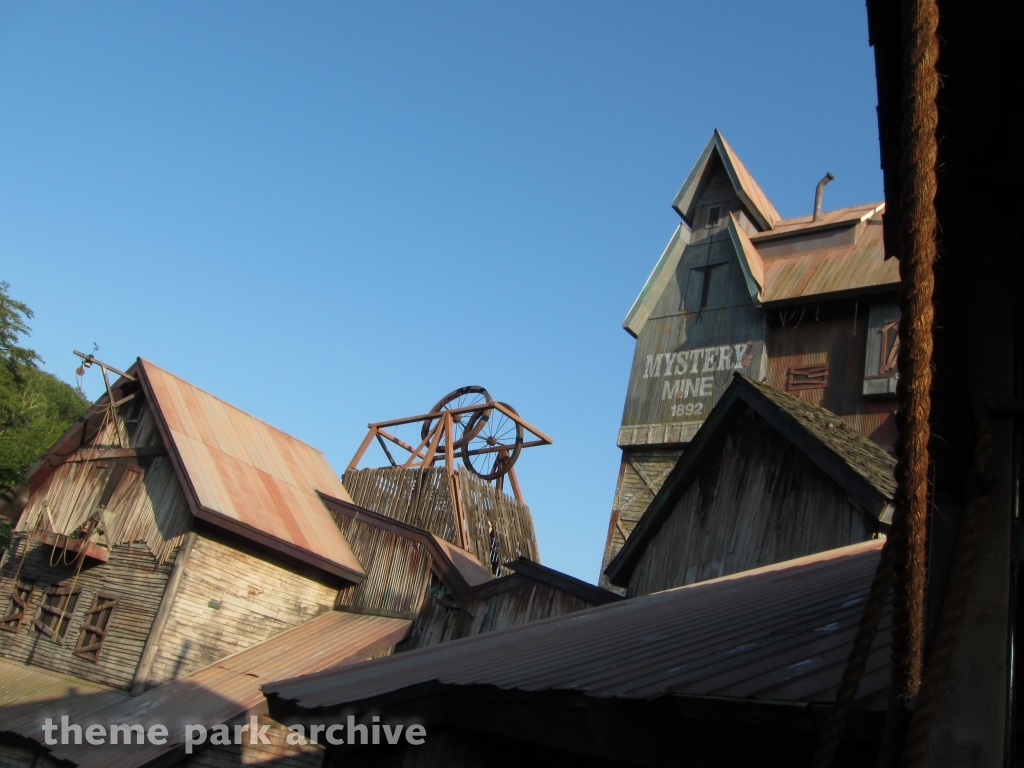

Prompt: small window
xmin=880 ymin=320 xmax=899 ymax=375
xmin=684 ymin=262 xmax=730 ymax=312
xmin=786 ymin=364 xmax=829 ymax=391
xmin=707 ymin=207 xmax=722 ymax=228
xmin=34 ymin=585 xmax=82 ymax=641
xmin=75 ymin=593 xmax=118 ymax=662
xmin=1 ymin=579 xmax=36 ymax=633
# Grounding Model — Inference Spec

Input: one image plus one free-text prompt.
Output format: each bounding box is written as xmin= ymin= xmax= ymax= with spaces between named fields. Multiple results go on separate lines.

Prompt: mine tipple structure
xmin=601 ymin=130 xmax=901 ymax=585
xmin=0 ymin=360 xmax=617 ymax=768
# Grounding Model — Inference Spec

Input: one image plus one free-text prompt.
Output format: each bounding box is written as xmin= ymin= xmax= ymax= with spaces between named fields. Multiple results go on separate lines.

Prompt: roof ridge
xmin=138 ymin=358 xmax=331 ymax=457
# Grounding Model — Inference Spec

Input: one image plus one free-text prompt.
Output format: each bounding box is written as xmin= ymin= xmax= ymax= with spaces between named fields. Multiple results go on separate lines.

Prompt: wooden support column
xmin=129 ymin=531 xmax=197 ymax=696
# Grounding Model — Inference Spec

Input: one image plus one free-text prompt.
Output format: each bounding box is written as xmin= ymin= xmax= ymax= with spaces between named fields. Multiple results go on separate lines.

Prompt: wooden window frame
xmin=1 ymin=579 xmax=37 ymax=633
xmin=34 ymin=584 xmax=82 ymax=641
xmin=880 ymin=320 xmax=900 ymax=375
xmin=74 ymin=593 xmax=118 ymax=662
xmin=786 ymin=364 xmax=829 ymax=392
xmin=707 ymin=206 xmax=722 ymax=228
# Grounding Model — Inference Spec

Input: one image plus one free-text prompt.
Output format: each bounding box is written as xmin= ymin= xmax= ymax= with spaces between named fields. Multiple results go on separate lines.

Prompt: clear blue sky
xmin=0 ymin=1 xmax=881 ymax=582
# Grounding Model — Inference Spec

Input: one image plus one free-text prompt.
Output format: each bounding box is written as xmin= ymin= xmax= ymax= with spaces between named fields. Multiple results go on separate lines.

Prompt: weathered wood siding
xmin=0 ymin=537 xmax=177 ymax=689
xmin=627 ymin=414 xmax=879 ymax=598
xmin=399 ymin=574 xmax=594 ymax=651
xmin=16 ymin=399 xmax=191 ymax=565
xmin=176 ymin=716 xmax=324 ymax=768
xmin=145 ymin=536 xmax=336 ymax=688
xmin=342 ymin=468 xmax=539 ymax=577
xmin=599 ymin=448 xmax=684 ymax=589
xmin=343 ymin=468 xmax=459 ymax=543
xmin=765 ymin=296 xmax=899 ymax=450
xmin=619 ymin=162 xmax=768 ymax=445
xmin=459 ymin=470 xmax=539 ymax=573
xmin=331 ymin=514 xmax=431 ymax=618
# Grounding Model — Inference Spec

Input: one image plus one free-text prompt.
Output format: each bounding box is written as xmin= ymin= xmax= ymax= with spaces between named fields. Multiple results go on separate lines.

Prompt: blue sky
xmin=0 ymin=1 xmax=882 ymax=582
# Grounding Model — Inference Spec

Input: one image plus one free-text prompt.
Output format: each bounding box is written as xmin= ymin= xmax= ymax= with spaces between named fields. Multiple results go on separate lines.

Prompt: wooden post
xmin=346 ymin=427 xmax=378 ymax=473
xmin=129 ymin=531 xmax=197 ymax=696
xmin=507 ymin=465 xmax=524 ymax=505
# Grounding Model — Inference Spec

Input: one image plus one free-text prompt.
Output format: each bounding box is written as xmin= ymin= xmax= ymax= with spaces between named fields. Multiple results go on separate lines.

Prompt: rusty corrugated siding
xmin=138 ymin=360 xmax=365 ymax=580
xmin=265 ymin=541 xmax=890 ymax=712
xmin=0 ymin=611 xmax=410 ymax=768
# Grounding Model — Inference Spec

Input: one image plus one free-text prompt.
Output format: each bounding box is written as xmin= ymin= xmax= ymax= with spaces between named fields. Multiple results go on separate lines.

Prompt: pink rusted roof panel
xmin=265 ymin=541 xmax=891 ymax=712
xmin=757 ymin=212 xmax=898 ymax=304
xmin=138 ymin=359 xmax=364 ymax=580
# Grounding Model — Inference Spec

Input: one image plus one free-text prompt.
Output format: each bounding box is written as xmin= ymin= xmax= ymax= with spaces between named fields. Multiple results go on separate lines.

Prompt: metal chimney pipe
xmin=813 ymin=172 xmax=835 ymax=221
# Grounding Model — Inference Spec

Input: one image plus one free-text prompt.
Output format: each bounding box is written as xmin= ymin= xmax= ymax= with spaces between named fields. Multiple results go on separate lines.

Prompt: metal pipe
xmin=813 ymin=172 xmax=835 ymax=221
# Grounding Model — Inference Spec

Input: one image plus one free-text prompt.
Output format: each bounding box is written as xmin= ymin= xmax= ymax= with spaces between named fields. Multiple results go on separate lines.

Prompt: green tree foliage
xmin=1 ymin=282 xmax=89 ymax=546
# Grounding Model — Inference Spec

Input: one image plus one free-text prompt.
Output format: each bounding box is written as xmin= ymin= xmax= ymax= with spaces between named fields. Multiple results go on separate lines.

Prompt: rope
xmin=812 ymin=0 xmax=941 ymax=764
xmin=811 ymin=538 xmax=895 ymax=768
xmin=888 ymin=0 xmax=941 ymax=704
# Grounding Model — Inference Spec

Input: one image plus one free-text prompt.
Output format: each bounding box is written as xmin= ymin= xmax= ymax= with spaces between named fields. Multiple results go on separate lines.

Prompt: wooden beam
xmin=129 ymin=532 xmax=197 ymax=696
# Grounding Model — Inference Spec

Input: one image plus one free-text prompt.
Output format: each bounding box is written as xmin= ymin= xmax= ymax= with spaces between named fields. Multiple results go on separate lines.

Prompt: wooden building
xmin=602 ymin=130 xmax=901 ymax=585
xmin=263 ymin=541 xmax=894 ymax=767
xmin=342 ymin=466 xmax=540 ymax=579
xmin=603 ymin=373 xmax=895 ymax=596
xmin=0 ymin=359 xmax=618 ymax=768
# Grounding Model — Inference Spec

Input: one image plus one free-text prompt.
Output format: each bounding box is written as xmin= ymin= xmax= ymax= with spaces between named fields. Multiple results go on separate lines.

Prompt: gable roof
xmin=672 ymin=129 xmax=782 ymax=231
xmin=263 ymin=541 xmax=890 ymax=718
xmin=23 ymin=359 xmax=366 ymax=583
xmin=134 ymin=360 xmax=365 ymax=582
xmin=605 ymin=373 xmax=896 ymax=587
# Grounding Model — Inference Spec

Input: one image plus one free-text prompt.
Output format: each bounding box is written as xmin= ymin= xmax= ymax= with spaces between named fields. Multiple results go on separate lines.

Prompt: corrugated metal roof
xmin=753 ymin=211 xmax=897 ymax=309
xmin=264 ymin=541 xmax=891 ymax=714
xmin=750 ymin=202 xmax=884 ymax=241
xmin=0 ymin=611 xmax=410 ymax=767
xmin=137 ymin=360 xmax=365 ymax=581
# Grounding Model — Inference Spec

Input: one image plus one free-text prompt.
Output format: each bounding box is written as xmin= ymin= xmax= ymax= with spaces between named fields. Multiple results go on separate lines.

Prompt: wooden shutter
xmin=0 ymin=580 xmax=36 ymax=633
xmin=75 ymin=593 xmax=118 ymax=662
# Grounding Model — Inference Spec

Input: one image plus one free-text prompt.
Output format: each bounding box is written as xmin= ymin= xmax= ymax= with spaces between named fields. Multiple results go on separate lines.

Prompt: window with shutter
xmin=34 ymin=585 xmax=81 ymax=641
xmin=1 ymin=579 xmax=36 ymax=633
xmin=864 ymin=303 xmax=900 ymax=396
xmin=75 ymin=593 xmax=118 ymax=662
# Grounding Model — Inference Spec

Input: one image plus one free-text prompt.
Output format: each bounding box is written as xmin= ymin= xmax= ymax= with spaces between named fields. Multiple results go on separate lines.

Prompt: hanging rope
xmin=811 ymin=0 xmax=941 ymax=764
xmin=888 ymin=0 xmax=941 ymax=703
xmin=811 ymin=539 xmax=895 ymax=768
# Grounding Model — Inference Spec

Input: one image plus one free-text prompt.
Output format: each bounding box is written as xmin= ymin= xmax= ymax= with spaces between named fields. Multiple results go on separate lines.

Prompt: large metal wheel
xmin=460 ymin=402 xmax=524 ymax=480
xmin=421 ymin=386 xmax=493 ymax=449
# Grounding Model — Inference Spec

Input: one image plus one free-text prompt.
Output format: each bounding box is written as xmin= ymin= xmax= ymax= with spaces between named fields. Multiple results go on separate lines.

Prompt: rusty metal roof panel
xmin=136 ymin=359 xmax=365 ymax=581
xmin=758 ymin=214 xmax=897 ymax=305
xmin=750 ymin=202 xmax=884 ymax=241
xmin=265 ymin=541 xmax=890 ymax=713
xmin=0 ymin=611 xmax=410 ymax=767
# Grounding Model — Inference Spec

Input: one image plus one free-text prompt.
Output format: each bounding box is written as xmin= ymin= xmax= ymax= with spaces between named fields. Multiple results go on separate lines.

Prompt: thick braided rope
xmin=811 ymin=539 xmax=895 ymax=768
xmin=897 ymin=398 xmax=1024 ymax=768
xmin=888 ymin=0 xmax=940 ymax=706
